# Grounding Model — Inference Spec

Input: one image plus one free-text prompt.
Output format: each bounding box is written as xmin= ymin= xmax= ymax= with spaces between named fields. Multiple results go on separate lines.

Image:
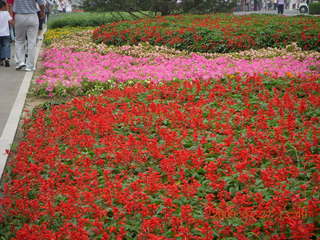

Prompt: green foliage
xmin=309 ymin=2 xmax=320 ymax=14
xmin=93 ymin=14 xmax=320 ymax=53
xmin=32 ymin=79 xmax=152 ymax=98
xmin=82 ymin=0 xmax=142 ymax=12
xmin=179 ymin=0 xmax=236 ymax=13
xmin=81 ymin=0 xmax=236 ymax=15
xmin=47 ymin=12 xmax=145 ymax=29
xmin=82 ymin=0 xmax=176 ymax=15
xmin=81 ymin=0 xmax=177 ymax=15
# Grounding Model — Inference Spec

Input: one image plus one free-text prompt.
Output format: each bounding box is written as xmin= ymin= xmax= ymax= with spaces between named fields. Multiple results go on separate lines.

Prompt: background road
xmin=234 ymin=9 xmax=305 ymax=16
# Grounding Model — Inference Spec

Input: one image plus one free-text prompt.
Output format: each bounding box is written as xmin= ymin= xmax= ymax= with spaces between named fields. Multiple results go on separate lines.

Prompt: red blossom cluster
xmin=92 ymin=14 xmax=320 ymax=52
xmin=0 ymin=75 xmax=319 ymax=239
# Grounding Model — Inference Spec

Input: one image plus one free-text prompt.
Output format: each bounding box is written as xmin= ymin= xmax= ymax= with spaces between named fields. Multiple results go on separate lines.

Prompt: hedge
xmin=92 ymin=14 xmax=320 ymax=53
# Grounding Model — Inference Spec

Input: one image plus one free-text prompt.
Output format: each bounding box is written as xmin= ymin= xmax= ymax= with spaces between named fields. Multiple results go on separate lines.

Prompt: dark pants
xmin=45 ymin=11 xmax=50 ymax=23
xmin=9 ymin=24 xmax=15 ymax=41
xmin=37 ymin=11 xmax=45 ymax=31
xmin=277 ymin=4 xmax=284 ymax=14
xmin=0 ymin=36 xmax=11 ymax=59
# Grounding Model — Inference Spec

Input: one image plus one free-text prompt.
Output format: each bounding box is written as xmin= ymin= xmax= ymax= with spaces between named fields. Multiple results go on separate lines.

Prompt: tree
xmin=82 ymin=0 xmax=176 ymax=15
xmin=178 ymin=0 xmax=236 ymax=13
xmin=81 ymin=0 xmax=235 ymax=15
xmin=150 ymin=0 xmax=177 ymax=15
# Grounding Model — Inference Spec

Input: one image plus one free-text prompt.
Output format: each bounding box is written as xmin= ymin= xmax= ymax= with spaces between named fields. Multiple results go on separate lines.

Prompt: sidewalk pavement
xmin=0 ymin=39 xmax=43 ymax=180
xmin=234 ymin=9 xmax=302 ymax=16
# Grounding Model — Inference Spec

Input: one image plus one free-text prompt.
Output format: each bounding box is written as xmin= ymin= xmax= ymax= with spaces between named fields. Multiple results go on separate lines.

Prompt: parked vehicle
xmin=299 ymin=0 xmax=310 ymax=13
xmin=299 ymin=0 xmax=320 ymax=13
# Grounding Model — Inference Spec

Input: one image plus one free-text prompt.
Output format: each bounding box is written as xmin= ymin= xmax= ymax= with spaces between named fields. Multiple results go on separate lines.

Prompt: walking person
xmin=0 ymin=0 xmax=13 ymax=67
xmin=65 ymin=0 xmax=72 ymax=13
xmin=45 ymin=0 xmax=54 ymax=23
xmin=57 ymin=0 xmax=65 ymax=13
xmin=37 ymin=2 xmax=45 ymax=41
xmin=6 ymin=0 xmax=15 ymax=42
xmin=273 ymin=0 xmax=277 ymax=10
xmin=13 ymin=0 xmax=45 ymax=71
xmin=277 ymin=0 xmax=285 ymax=14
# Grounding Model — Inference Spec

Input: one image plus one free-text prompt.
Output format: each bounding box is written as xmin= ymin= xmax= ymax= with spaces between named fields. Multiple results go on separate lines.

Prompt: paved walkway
xmin=0 ymin=40 xmax=43 ymax=180
xmin=233 ymin=8 xmax=309 ymax=16
xmin=0 ymin=57 xmax=25 ymax=135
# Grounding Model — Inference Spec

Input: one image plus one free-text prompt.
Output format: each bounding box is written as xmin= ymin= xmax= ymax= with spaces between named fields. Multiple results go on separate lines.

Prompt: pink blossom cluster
xmin=36 ymin=48 xmax=319 ymax=87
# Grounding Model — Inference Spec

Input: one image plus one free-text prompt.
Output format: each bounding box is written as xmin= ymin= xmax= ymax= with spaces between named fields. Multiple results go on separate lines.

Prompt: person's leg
xmin=46 ymin=11 xmax=50 ymax=23
xmin=37 ymin=11 xmax=44 ymax=40
xmin=15 ymin=14 xmax=27 ymax=68
xmin=2 ymin=36 xmax=11 ymax=66
xmin=0 ymin=37 xmax=4 ymax=65
xmin=25 ymin=14 xmax=39 ymax=70
xmin=9 ymin=25 xmax=15 ymax=42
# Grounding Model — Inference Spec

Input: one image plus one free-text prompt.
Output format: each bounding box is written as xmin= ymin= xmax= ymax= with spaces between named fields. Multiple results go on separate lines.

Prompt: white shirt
xmin=65 ymin=1 xmax=72 ymax=12
xmin=0 ymin=11 xmax=12 ymax=37
xmin=57 ymin=0 xmax=65 ymax=11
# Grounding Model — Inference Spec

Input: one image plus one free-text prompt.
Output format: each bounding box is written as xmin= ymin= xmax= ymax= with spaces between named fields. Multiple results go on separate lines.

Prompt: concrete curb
xmin=0 ymin=38 xmax=43 ymax=181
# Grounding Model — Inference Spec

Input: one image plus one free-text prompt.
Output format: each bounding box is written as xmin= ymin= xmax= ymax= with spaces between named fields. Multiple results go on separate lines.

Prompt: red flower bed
xmin=92 ymin=14 xmax=320 ymax=53
xmin=1 ymin=75 xmax=319 ymax=239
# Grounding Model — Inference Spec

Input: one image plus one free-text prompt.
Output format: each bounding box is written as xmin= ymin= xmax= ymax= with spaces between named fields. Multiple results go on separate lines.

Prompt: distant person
xmin=6 ymin=0 xmax=15 ymax=41
xmin=0 ymin=0 xmax=13 ymax=67
xmin=65 ymin=0 xmax=72 ymax=13
xmin=13 ymin=0 xmax=45 ymax=71
xmin=57 ymin=0 xmax=65 ymax=13
xmin=37 ymin=2 xmax=45 ymax=41
xmin=285 ymin=0 xmax=289 ymax=9
xmin=45 ymin=0 xmax=54 ymax=22
xmin=277 ymin=0 xmax=284 ymax=14
xmin=6 ymin=0 xmax=13 ymax=16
